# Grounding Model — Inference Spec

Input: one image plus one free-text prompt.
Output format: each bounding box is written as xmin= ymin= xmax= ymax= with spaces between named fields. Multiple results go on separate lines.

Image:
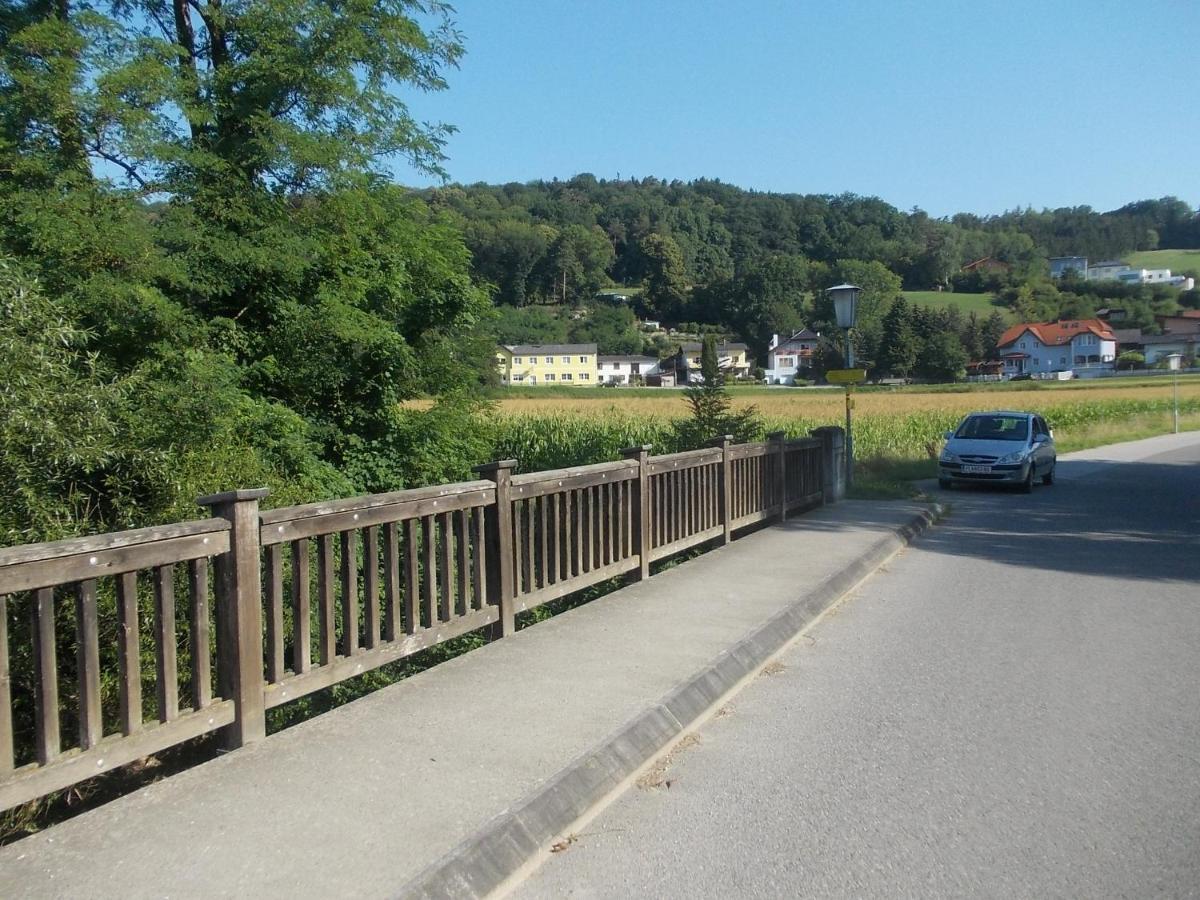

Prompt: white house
xmin=597 ymin=355 xmax=660 ymax=385
xmin=764 ymin=329 xmax=820 ymax=385
xmin=1141 ymin=333 xmax=1199 ymax=366
xmin=996 ymin=319 xmax=1117 ymax=375
xmin=1087 ymin=260 xmax=1131 ymax=281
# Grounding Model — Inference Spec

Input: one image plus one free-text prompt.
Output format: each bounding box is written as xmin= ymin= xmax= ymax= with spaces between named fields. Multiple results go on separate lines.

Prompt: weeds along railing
xmin=0 ymin=427 xmax=843 ymax=812
xmin=0 ymin=518 xmax=235 ymax=811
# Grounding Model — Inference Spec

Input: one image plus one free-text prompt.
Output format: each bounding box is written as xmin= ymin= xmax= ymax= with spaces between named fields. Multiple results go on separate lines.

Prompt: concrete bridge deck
xmin=0 ymin=498 xmax=935 ymax=899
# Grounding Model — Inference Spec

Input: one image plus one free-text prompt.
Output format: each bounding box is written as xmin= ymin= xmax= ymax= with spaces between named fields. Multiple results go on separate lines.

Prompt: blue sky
xmin=398 ymin=0 xmax=1199 ymax=218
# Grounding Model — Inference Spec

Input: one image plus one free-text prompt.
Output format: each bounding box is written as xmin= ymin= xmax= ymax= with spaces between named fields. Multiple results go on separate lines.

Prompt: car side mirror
xmin=943 ymin=431 xmax=953 ymax=440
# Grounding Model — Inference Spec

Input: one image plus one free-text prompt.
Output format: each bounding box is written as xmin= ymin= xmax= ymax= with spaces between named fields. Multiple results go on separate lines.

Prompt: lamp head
xmin=827 ymin=284 xmax=862 ymax=329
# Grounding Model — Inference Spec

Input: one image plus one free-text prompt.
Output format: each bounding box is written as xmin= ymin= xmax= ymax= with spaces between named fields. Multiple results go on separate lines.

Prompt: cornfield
xmin=483 ymin=392 xmax=1200 ymax=469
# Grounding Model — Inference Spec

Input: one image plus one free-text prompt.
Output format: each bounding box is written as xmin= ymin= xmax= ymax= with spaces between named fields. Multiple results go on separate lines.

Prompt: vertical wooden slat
xmin=422 ymin=515 xmax=437 ymax=627
xmin=472 ymin=506 xmax=486 ymax=609
xmin=438 ymin=513 xmax=454 ymax=622
xmin=265 ymin=544 xmax=284 ymax=684
xmin=318 ymin=533 xmax=336 ymax=665
xmin=153 ymin=565 xmax=179 ymax=724
xmin=189 ymin=559 xmax=212 ymax=709
xmin=522 ymin=501 xmax=535 ymax=590
xmin=364 ymin=525 xmax=379 ymax=649
xmin=32 ymin=588 xmax=59 ymax=764
xmin=615 ymin=479 xmax=625 ymax=560
xmin=291 ymin=538 xmax=311 ymax=675
xmin=340 ymin=530 xmax=359 ymax=656
xmin=116 ymin=572 xmax=141 ymax=735
xmin=607 ymin=482 xmax=617 ymax=563
xmin=0 ymin=594 xmax=11 ymax=771
xmin=550 ymin=493 xmax=562 ymax=584
xmin=538 ymin=496 xmax=549 ymax=589
xmin=455 ymin=511 xmax=470 ymax=616
xmin=513 ymin=500 xmax=525 ymax=595
xmin=596 ymin=485 xmax=605 ymax=568
xmin=587 ymin=487 xmax=597 ymax=571
xmin=383 ymin=522 xmax=400 ymax=641
xmin=573 ymin=489 xmax=584 ymax=576
xmin=404 ymin=519 xmax=420 ymax=633
xmin=75 ymin=580 xmax=102 ymax=750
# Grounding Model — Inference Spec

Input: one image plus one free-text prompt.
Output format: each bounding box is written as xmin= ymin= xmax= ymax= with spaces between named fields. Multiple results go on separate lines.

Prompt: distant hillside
xmin=901 ymin=291 xmax=1011 ymax=320
xmin=1124 ymin=249 xmax=1200 ymax=274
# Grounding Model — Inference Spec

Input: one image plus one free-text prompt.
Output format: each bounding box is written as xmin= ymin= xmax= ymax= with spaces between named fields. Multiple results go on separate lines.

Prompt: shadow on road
xmin=787 ymin=454 xmax=1200 ymax=585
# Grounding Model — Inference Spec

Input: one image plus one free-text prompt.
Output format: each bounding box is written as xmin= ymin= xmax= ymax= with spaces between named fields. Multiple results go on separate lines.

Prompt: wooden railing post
xmin=768 ymin=431 xmax=787 ymax=521
xmin=198 ymin=488 xmax=268 ymax=750
xmin=810 ymin=426 xmax=845 ymax=503
xmin=709 ymin=435 xmax=733 ymax=545
xmin=621 ymin=445 xmax=652 ymax=580
xmin=475 ymin=460 xmax=516 ymax=638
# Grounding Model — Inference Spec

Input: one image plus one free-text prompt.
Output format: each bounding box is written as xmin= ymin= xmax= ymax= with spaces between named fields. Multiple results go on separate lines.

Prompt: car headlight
xmin=995 ymin=450 xmax=1028 ymax=465
xmin=939 ymin=449 xmax=957 ymax=463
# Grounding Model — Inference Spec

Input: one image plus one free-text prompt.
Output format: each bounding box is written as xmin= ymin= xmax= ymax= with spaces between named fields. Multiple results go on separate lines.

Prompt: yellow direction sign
xmin=825 ymin=368 xmax=867 ymax=385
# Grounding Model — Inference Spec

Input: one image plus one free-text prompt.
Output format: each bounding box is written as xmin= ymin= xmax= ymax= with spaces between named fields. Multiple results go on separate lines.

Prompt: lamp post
xmin=1167 ymin=353 xmax=1183 ymax=434
xmin=827 ymin=283 xmax=862 ymax=488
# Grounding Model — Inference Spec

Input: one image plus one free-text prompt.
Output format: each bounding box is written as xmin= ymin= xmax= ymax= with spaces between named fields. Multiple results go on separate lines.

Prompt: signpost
xmin=825 ymin=368 xmax=867 ymax=488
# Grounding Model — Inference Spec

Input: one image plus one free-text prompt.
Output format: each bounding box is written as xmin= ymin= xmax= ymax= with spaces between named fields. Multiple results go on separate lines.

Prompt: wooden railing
xmin=0 ymin=428 xmax=842 ymax=812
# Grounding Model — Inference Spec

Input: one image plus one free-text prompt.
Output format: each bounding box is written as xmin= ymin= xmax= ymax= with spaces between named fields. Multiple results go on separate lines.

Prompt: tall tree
xmin=640 ymin=232 xmax=689 ymax=322
xmin=877 ymin=297 xmax=918 ymax=378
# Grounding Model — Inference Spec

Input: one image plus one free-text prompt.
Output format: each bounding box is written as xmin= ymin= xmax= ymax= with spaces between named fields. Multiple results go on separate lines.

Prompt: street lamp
xmin=1167 ymin=353 xmax=1183 ymax=434
xmin=827 ymin=283 xmax=862 ymax=487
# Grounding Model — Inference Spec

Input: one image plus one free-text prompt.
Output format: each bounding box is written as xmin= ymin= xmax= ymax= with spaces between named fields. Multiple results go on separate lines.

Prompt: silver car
xmin=938 ymin=411 xmax=1056 ymax=492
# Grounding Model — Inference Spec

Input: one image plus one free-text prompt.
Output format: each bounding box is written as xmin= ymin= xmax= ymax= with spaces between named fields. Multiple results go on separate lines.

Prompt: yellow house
xmin=495 ymin=343 xmax=598 ymax=386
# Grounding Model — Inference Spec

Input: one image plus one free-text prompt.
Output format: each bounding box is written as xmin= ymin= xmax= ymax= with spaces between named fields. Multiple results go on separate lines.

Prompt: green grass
xmin=1123 ymin=249 xmax=1200 ymax=274
xmin=901 ymin=290 xmax=1010 ymax=318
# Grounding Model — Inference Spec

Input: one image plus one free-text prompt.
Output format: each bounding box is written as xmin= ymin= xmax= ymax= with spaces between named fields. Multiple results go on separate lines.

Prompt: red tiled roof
xmin=996 ymin=318 xmax=1116 ymax=349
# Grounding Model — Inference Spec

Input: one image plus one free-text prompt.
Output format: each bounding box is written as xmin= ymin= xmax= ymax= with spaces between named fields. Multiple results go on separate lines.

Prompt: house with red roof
xmin=995 ymin=319 xmax=1117 ymax=376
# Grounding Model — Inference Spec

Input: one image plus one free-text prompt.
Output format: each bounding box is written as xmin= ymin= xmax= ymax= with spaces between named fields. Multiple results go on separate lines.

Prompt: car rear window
xmin=956 ymin=415 xmax=1030 ymax=441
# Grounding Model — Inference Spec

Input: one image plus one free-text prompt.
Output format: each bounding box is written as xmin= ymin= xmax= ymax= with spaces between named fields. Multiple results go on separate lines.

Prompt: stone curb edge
xmin=399 ymin=503 xmax=944 ymax=900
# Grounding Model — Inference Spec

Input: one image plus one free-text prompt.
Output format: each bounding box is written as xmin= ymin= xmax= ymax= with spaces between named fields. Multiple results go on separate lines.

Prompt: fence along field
xmin=0 ymin=432 xmax=833 ymax=814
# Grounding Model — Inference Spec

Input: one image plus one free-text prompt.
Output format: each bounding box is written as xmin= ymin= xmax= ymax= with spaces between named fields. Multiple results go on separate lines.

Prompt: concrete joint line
xmin=399 ymin=504 xmax=942 ymax=900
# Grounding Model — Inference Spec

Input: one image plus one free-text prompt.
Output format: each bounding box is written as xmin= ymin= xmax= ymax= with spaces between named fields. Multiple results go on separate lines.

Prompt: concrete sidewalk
xmin=0 ymin=500 xmax=938 ymax=900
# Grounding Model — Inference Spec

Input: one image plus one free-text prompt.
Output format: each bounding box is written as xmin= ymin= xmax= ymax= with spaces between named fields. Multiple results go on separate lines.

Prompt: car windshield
xmin=955 ymin=415 xmax=1029 ymax=441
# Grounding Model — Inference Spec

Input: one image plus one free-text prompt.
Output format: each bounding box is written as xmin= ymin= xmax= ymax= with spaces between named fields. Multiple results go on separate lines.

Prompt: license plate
xmin=962 ymin=464 xmax=992 ymax=474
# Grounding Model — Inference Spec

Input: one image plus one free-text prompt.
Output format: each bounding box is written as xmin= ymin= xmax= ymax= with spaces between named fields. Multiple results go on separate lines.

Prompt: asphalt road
xmin=513 ymin=433 xmax=1200 ymax=899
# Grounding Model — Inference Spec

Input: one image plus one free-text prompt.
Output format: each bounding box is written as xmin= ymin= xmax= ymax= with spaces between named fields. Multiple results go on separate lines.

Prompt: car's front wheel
xmin=1042 ymin=464 xmax=1055 ymax=486
xmin=1020 ymin=465 xmax=1034 ymax=494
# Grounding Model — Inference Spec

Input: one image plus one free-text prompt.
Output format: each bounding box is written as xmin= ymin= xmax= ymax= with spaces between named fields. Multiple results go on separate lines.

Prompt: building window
xmin=562 ymin=373 xmax=572 ymax=381
xmin=1019 ymin=342 xmax=1025 ymax=350
xmin=562 ymin=356 xmax=571 ymax=363
xmin=512 ymin=374 xmax=524 ymax=382
xmin=545 ymin=356 xmax=554 ymax=364
xmin=513 ymin=357 xmax=522 ymax=364
xmin=580 ymin=372 xmax=590 ymax=380
xmin=545 ymin=373 xmax=555 ymax=381
xmin=579 ymin=356 xmax=588 ymax=363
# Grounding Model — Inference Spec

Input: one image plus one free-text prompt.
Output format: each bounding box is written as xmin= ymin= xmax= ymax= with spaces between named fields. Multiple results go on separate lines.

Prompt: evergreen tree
xmin=674 ymin=335 xmax=759 ymax=447
xmin=877 ymin=297 xmax=919 ymax=378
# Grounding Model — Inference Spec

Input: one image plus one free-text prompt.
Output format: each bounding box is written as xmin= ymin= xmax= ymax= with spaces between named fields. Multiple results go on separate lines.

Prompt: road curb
xmin=401 ymin=503 xmax=944 ymax=900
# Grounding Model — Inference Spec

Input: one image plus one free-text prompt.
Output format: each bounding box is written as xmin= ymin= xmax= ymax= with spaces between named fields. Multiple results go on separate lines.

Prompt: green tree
xmin=640 ymin=232 xmax=689 ymax=322
xmin=917 ymin=331 xmax=968 ymax=383
xmin=674 ymin=334 xmax=759 ymax=447
xmin=568 ymin=305 xmax=643 ymax=354
xmin=877 ymin=297 xmax=919 ymax=378
xmin=1116 ymin=350 xmax=1145 ymax=371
